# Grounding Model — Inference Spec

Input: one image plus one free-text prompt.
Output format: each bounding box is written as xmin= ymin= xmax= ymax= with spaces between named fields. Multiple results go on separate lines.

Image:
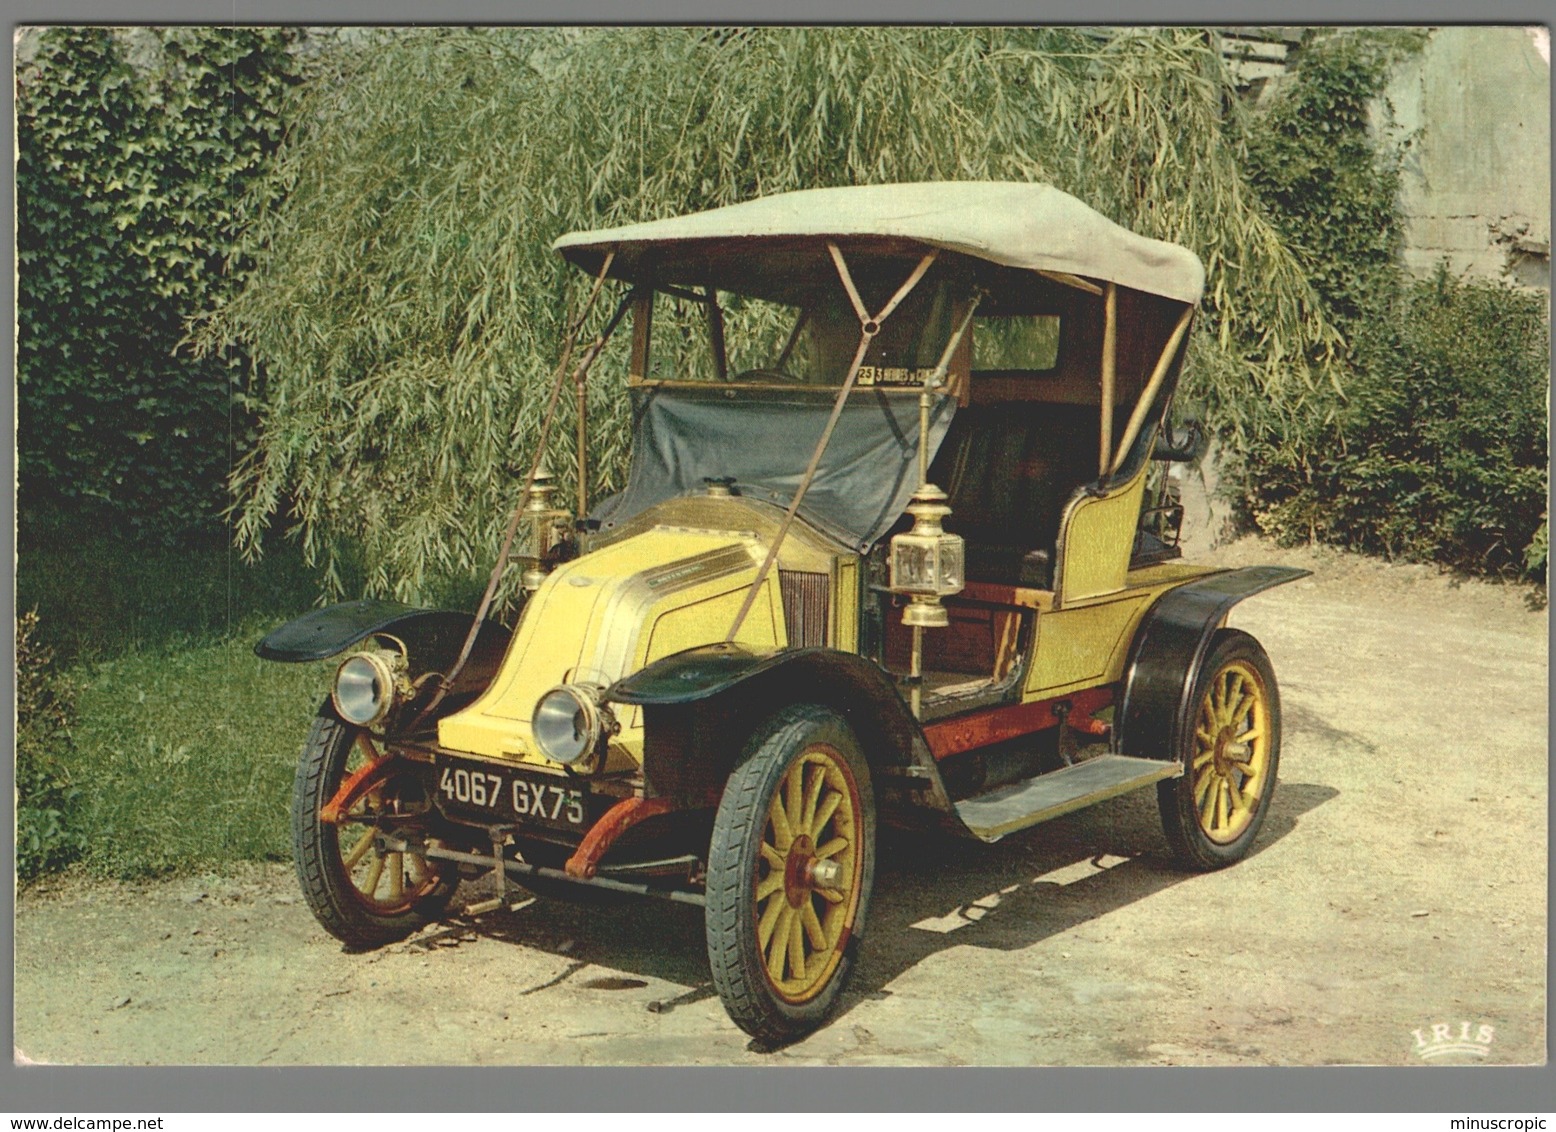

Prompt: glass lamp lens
xmin=891 ymin=540 xmax=936 ymax=592
xmin=533 ymin=687 xmax=593 ymax=764
xmin=939 ymin=537 xmax=964 ymax=591
xmin=335 ymin=655 xmax=387 ymax=725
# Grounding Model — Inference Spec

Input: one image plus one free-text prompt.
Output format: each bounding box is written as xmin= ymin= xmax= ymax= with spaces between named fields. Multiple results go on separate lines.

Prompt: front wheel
xmin=1158 ymin=629 xmax=1282 ymax=869
xmin=705 ymin=704 xmax=876 ymax=1044
xmin=292 ymin=704 xmax=456 ymax=948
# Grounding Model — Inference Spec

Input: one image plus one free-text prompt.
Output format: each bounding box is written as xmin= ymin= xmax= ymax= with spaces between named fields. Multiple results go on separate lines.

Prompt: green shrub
xmin=1525 ymin=516 xmax=1548 ymax=578
xmin=16 ymin=611 xmax=87 ymax=879
xmin=1245 ymin=268 xmax=1549 ymax=578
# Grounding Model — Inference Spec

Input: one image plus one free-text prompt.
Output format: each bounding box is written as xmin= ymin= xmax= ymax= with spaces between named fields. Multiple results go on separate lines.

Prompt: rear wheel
xmin=292 ymin=704 xmax=456 ymax=948
xmin=705 ymin=705 xmax=875 ymax=1044
xmin=1158 ymin=630 xmax=1281 ymax=869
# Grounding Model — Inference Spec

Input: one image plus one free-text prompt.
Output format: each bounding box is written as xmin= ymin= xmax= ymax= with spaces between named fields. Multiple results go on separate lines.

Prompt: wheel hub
xmin=1212 ymin=726 xmax=1237 ymax=776
xmin=783 ymin=834 xmax=815 ymax=907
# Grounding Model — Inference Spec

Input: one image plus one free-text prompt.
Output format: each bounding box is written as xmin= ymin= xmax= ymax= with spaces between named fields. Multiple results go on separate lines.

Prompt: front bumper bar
xmin=378 ymin=833 xmax=707 ymax=908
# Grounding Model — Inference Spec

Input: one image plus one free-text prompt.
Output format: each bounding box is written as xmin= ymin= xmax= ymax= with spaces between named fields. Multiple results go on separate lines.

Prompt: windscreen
xmin=590 ymin=385 xmax=958 ymax=552
xmin=645 ymin=279 xmax=956 ymax=388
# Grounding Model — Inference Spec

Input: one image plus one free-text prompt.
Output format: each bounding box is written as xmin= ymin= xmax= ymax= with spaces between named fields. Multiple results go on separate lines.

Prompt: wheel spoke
xmin=784 ymin=763 xmax=804 ymax=833
xmin=769 ymin=797 xmax=794 ymax=851
xmin=814 ymin=835 xmax=849 ymax=860
xmin=809 ymin=791 xmax=842 ymax=839
xmin=801 ymin=765 xmax=826 ymax=834
xmin=759 ymin=841 xmax=786 ymax=869
xmin=815 ymin=885 xmax=844 ymax=904
xmin=386 ymin=852 xmax=404 ymax=902
xmin=801 ymin=900 xmax=829 ymax=951
xmin=1215 ymin=778 xmax=1231 ymax=832
xmin=758 ymin=891 xmax=786 ymax=949
xmin=1226 ymin=672 xmax=1248 ymax=722
xmin=788 ymin=910 xmax=807 ymax=982
xmin=767 ymin=905 xmax=795 ymax=980
xmin=1236 ymin=726 xmax=1263 ymax=745
xmin=1192 ymin=748 xmax=1215 ymax=770
xmin=360 ymin=849 xmax=386 ymax=899
xmin=1198 ymin=775 xmax=1218 ymax=824
xmin=1228 ymin=693 xmax=1252 ymax=727
xmin=342 ymin=830 xmax=375 ymax=869
xmin=1194 ymin=768 xmax=1216 ymax=804
xmin=1212 ymin=673 xmax=1234 ymax=725
xmin=1225 ymin=776 xmax=1247 ymax=815
xmin=756 ymin=871 xmax=785 ymax=901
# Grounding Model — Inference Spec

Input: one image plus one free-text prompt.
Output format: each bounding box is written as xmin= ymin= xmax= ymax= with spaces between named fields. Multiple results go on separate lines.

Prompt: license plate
xmin=434 ymin=757 xmax=592 ymax=831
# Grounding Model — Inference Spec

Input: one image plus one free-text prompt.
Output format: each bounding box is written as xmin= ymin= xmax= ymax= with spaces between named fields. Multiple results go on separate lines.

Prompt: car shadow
xmin=427 ymin=775 xmax=1338 ymax=1044
xmin=841 ymin=779 xmax=1334 ymax=1001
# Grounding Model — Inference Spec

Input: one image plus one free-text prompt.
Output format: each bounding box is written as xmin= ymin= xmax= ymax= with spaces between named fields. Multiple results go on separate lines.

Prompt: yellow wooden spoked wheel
xmin=1158 ymin=630 xmax=1282 ymax=870
xmin=332 ymin=751 xmax=447 ymax=916
xmin=1191 ymin=658 xmax=1273 ymax=845
xmin=754 ymin=745 xmax=865 ymax=1004
xmin=292 ymin=704 xmax=456 ymax=949
xmin=707 ymin=704 xmax=876 ymax=1044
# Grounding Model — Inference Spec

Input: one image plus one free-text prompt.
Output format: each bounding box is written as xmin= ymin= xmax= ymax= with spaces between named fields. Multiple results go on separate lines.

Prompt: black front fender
xmin=607 ymin=642 xmax=812 ymax=706
xmin=607 ymin=644 xmax=953 ymax=814
xmin=256 ymin=600 xmax=511 ymax=697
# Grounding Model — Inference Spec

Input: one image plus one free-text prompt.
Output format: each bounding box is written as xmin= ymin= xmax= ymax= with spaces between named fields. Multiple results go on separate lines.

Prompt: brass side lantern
xmin=890 ymin=483 xmax=964 ymax=715
xmin=521 ymin=463 xmax=573 ymax=593
xmin=890 ymin=483 xmax=965 ymax=619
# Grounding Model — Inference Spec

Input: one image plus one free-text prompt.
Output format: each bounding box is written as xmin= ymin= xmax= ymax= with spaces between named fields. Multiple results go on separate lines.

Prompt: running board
xmin=953 ymin=755 xmax=1180 ymax=842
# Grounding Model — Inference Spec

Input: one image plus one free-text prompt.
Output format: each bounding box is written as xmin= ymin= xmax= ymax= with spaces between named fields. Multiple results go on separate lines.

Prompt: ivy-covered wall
xmin=16 ymin=27 xmax=298 ymax=543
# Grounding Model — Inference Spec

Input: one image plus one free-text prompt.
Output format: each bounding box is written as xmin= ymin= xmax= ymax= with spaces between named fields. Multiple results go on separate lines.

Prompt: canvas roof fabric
xmin=554 ymin=181 xmax=1206 ymax=305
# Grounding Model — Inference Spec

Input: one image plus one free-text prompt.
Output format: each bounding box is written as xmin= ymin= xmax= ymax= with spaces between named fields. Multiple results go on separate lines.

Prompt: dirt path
xmin=14 ymin=540 xmax=1547 ymax=1066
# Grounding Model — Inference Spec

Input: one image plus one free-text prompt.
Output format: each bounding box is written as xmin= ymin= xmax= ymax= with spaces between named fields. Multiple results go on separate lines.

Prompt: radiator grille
xmin=779 ymin=570 xmax=831 ymax=648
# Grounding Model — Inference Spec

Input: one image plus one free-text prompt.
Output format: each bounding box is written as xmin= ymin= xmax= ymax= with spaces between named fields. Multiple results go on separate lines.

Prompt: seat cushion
xmin=931 ymin=403 xmax=1098 ymax=586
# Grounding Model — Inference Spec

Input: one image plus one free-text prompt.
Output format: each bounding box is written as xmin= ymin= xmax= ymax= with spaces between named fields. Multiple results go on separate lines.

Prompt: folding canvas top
xmin=554 ymin=181 xmax=1205 ymax=305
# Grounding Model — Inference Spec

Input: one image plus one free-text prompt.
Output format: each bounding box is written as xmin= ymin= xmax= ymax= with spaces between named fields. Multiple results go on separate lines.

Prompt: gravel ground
xmin=14 ymin=538 xmax=1547 ymax=1066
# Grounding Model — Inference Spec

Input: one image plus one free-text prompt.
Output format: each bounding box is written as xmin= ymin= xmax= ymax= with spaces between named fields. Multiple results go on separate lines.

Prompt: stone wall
xmin=1383 ymin=27 xmax=1551 ymax=289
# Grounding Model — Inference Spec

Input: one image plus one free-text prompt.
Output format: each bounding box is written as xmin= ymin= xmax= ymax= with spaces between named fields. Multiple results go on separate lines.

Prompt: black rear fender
xmin=1115 ymin=566 xmax=1309 ymax=764
xmin=607 ymin=644 xmax=952 ymax=813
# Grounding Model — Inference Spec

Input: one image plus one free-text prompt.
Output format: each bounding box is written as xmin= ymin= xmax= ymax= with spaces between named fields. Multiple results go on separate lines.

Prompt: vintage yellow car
xmin=259 ymin=182 xmax=1305 ymax=1043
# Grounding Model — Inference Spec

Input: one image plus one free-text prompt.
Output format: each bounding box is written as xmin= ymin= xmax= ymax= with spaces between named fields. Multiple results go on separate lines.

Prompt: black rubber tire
xmin=292 ymin=703 xmax=456 ymax=949
xmin=1158 ymin=629 xmax=1282 ymax=870
xmin=705 ymin=704 xmax=876 ymax=1044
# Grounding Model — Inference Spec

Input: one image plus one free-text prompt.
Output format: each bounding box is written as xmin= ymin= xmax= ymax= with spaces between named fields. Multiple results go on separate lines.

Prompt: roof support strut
xmin=724 ymin=243 xmax=938 ymax=643
xmin=1109 ymin=306 xmax=1194 ymax=478
xmin=1100 ymin=282 xmax=1117 ymax=477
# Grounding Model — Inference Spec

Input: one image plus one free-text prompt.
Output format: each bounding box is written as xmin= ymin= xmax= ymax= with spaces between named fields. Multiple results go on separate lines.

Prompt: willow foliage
xmin=201 ymin=27 xmax=1336 ymax=605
